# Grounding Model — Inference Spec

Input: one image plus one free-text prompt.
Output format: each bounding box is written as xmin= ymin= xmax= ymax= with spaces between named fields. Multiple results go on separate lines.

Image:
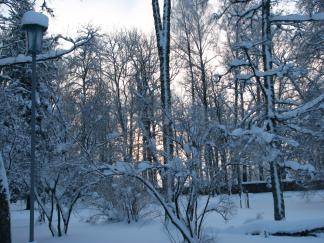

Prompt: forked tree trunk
xmin=152 ymin=0 xmax=174 ymax=202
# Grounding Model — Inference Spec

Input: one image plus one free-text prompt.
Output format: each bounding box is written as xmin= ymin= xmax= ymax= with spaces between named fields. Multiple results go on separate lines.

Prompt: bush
xmin=88 ymin=176 xmax=152 ymax=223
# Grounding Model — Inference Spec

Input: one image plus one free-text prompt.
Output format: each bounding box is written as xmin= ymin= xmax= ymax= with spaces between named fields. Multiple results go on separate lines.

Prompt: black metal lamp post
xmin=22 ymin=11 xmax=48 ymax=243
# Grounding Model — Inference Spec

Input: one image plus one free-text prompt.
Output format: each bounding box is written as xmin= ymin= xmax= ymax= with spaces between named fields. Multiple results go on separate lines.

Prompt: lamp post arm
xmin=0 ymin=35 xmax=94 ymax=67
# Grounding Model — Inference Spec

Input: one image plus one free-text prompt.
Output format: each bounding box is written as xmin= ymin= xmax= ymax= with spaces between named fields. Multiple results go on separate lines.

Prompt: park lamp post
xmin=22 ymin=11 xmax=48 ymax=243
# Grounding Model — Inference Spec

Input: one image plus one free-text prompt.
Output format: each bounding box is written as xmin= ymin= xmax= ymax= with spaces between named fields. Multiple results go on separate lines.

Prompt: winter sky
xmin=37 ymin=0 xmax=155 ymax=36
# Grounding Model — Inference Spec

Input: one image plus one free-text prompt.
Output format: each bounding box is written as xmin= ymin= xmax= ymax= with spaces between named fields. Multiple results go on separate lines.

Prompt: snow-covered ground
xmin=12 ymin=191 xmax=324 ymax=243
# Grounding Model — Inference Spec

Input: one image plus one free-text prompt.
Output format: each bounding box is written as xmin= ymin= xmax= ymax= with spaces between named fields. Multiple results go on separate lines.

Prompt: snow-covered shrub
xmin=88 ymin=176 xmax=152 ymax=224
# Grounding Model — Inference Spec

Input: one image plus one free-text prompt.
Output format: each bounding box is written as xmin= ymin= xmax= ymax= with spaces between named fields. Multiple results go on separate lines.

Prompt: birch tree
xmin=152 ymin=0 xmax=174 ymax=201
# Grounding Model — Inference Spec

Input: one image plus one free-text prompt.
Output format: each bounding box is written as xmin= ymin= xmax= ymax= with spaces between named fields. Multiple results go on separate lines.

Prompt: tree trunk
xmin=25 ymin=194 xmax=31 ymax=210
xmin=270 ymin=160 xmax=285 ymax=220
xmin=237 ymin=163 xmax=243 ymax=208
xmin=57 ymin=203 xmax=62 ymax=237
xmin=259 ymin=164 xmax=264 ymax=181
xmin=0 ymin=155 xmax=11 ymax=243
xmin=262 ymin=0 xmax=285 ymax=220
xmin=242 ymin=164 xmax=248 ymax=182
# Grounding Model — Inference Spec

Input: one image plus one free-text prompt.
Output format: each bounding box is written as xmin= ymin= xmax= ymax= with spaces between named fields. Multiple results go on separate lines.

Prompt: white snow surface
xmin=22 ymin=11 xmax=49 ymax=29
xmin=11 ymin=191 xmax=324 ymax=243
xmin=224 ymin=218 xmax=324 ymax=235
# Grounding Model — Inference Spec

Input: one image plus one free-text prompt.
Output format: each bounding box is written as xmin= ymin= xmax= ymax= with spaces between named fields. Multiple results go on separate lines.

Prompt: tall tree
xmin=220 ymin=0 xmax=324 ymax=220
xmin=152 ymin=0 xmax=173 ymax=201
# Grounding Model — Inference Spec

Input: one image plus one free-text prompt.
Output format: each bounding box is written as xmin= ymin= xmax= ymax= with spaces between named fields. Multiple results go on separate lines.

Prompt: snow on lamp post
xmin=22 ymin=11 xmax=48 ymax=243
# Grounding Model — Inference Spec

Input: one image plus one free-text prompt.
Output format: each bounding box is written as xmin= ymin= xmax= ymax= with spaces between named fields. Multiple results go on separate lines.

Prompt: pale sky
xmin=36 ymin=0 xmax=155 ymax=36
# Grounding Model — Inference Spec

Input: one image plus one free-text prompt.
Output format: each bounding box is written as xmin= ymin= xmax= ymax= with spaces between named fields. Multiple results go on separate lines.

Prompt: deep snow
xmin=11 ymin=190 xmax=324 ymax=243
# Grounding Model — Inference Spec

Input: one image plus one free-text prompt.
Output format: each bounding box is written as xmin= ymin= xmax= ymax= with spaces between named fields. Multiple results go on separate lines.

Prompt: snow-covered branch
xmin=271 ymin=12 xmax=324 ymax=24
xmin=231 ymin=126 xmax=298 ymax=147
xmin=229 ymin=59 xmax=249 ymax=67
xmin=0 ymin=34 xmax=94 ymax=67
xmin=237 ymin=63 xmax=294 ymax=79
xmin=283 ymin=160 xmax=315 ymax=173
xmin=277 ymin=94 xmax=324 ymax=121
xmin=275 ymin=99 xmax=300 ymax=106
xmin=100 ymin=161 xmax=159 ymax=177
xmin=287 ymin=124 xmax=318 ymax=137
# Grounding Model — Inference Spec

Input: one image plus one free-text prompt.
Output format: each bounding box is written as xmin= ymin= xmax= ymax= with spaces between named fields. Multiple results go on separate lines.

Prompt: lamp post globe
xmin=22 ymin=11 xmax=48 ymax=53
xmin=21 ymin=11 xmax=48 ymax=243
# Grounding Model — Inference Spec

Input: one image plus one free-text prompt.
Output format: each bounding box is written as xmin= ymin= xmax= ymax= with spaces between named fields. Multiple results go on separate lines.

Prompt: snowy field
xmin=12 ymin=190 xmax=324 ymax=243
